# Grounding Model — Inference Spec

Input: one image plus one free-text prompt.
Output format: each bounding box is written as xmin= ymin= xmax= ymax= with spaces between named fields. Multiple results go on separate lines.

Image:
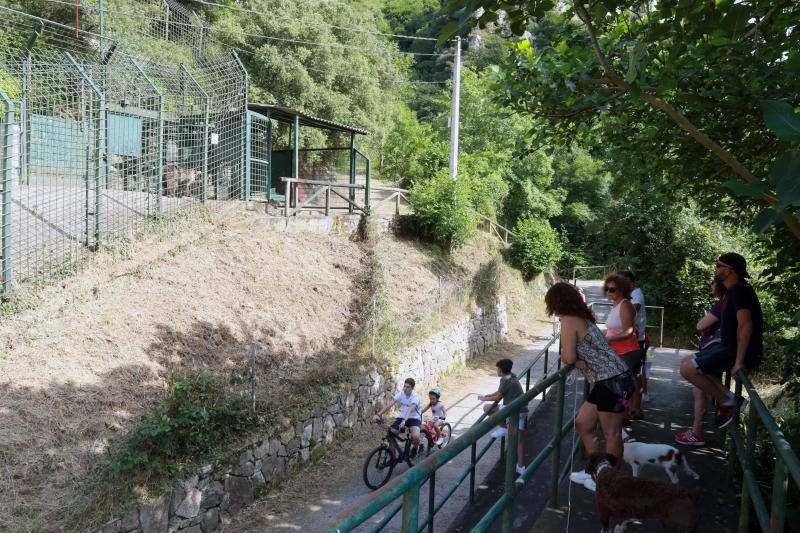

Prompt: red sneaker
xmin=675 ymin=430 xmax=706 ymax=446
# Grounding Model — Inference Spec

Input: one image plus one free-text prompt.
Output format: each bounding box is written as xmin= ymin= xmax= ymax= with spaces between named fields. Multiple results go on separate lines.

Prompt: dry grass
xmin=0 ymin=206 xmax=369 ymax=531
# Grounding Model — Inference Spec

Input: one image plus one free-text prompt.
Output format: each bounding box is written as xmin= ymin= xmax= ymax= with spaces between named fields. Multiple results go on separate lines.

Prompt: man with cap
xmin=678 ymin=253 xmax=763 ymax=430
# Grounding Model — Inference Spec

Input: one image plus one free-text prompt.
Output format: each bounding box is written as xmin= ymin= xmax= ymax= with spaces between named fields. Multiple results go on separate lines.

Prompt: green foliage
xmin=382 ymin=105 xmax=447 ymax=187
xmin=508 ymin=217 xmax=563 ymax=279
xmin=106 ymin=372 xmax=256 ymax=480
xmin=409 ymin=170 xmax=479 ymax=248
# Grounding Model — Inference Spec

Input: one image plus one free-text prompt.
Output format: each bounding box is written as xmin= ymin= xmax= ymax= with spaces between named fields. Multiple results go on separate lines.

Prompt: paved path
xmin=224 ymin=336 xmax=563 ymax=532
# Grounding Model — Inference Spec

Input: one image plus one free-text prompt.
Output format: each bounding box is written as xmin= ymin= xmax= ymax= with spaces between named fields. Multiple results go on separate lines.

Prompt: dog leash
xmin=564 ymin=371 xmax=580 ymax=532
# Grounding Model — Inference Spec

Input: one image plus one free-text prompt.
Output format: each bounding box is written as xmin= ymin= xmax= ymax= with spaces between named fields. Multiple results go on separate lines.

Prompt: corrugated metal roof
xmin=247 ymin=103 xmax=369 ymax=135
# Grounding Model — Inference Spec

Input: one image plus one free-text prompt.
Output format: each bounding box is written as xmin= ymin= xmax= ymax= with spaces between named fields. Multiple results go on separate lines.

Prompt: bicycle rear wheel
xmin=406 ymin=430 xmax=431 ymax=467
xmin=363 ymin=444 xmax=395 ymax=490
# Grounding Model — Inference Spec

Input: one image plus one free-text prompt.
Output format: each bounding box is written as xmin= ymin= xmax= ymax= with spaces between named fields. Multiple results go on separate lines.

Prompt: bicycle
xmin=363 ymin=421 xmax=432 ymax=490
xmin=422 ymin=419 xmax=452 ymax=448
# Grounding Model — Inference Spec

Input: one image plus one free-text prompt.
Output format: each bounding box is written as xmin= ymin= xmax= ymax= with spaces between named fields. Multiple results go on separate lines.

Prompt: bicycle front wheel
xmin=440 ymin=423 xmax=453 ymax=447
xmin=363 ymin=445 xmax=395 ymax=490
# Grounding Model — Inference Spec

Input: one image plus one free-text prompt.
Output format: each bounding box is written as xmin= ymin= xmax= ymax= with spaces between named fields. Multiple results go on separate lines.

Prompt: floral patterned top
xmin=575 ymin=320 xmax=629 ymax=384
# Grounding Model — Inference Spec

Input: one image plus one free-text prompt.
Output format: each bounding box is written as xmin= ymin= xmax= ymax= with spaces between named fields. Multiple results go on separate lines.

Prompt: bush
xmin=107 ymin=372 xmax=256 ymax=480
xmin=409 ymin=171 xmax=479 ymax=249
xmin=509 ymin=217 xmax=563 ymax=279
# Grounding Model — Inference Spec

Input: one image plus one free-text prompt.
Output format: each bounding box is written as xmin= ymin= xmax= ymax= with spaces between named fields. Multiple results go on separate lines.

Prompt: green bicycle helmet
xmin=429 ymin=387 xmax=441 ymax=398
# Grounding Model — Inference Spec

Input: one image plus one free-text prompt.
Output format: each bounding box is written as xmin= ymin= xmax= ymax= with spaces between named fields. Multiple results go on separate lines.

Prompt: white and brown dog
xmin=621 ymin=430 xmax=699 ymax=484
xmin=586 ymin=453 xmax=700 ymax=533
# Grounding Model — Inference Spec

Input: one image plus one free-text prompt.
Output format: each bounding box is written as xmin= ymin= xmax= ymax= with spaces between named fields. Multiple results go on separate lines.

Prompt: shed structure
xmin=246 ymin=103 xmax=369 ymax=211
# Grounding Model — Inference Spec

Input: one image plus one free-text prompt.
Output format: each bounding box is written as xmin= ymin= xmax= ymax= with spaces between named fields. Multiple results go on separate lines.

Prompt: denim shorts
xmin=691 ymin=344 xmax=736 ymax=375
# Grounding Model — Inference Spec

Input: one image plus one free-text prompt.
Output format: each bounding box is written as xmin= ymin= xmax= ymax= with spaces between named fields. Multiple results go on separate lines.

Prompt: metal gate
xmin=246 ymin=110 xmax=273 ymax=202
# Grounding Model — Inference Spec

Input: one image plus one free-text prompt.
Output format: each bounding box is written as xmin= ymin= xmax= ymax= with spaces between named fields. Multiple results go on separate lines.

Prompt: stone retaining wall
xmin=97 ymin=297 xmax=507 ymax=533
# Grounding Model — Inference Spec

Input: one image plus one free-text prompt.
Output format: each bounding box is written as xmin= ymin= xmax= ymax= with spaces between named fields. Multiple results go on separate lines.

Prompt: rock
xmin=302 ymin=421 xmax=314 ymax=446
xmin=200 ymin=508 xmax=220 ymax=533
xmin=323 ymin=415 xmax=336 ymax=444
xmin=179 ymin=526 xmax=202 ymax=533
xmin=120 ymin=510 xmax=139 ymax=531
xmin=254 ymin=440 xmax=269 ymax=459
xmin=286 ymin=437 xmax=301 ymax=456
xmin=260 ymin=455 xmax=276 ymax=481
xmin=232 ymin=450 xmax=255 ymax=477
xmin=269 ymin=438 xmax=282 ymax=456
xmin=252 ymin=469 xmax=266 ymax=487
xmin=176 ymin=488 xmax=203 ymax=519
xmin=225 ymin=476 xmax=253 ymax=513
xmin=301 ymin=446 xmax=310 ymax=461
xmin=200 ymin=464 xmax=213 ymax=476
xmin=170 ymin=486 xmax=187 ymax=515
xmin=201 ymin=481 xmax=225 ymax=509
xmin=183 ymin=474 xmax=199 ymax=492
xmin=140 ymin=497 xmax=170 ymax=533
xmin=280 ymin=427 xmax=295 ymax=444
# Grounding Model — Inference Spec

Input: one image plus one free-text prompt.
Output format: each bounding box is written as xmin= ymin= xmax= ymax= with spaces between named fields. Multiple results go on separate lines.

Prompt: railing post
xmin=502 ymin=410 xmax=520 ymax=532
xmin=542 ymin=346 xmax=550 ymax=402
xmin=548 ymin=373 xmax=566 ymax=508
xmin=364 ymin=157 xmax=371 ymax=215
xmin=0 ymin=88 xmax=14 ymax=295
xmin=349 ymin=132 xmax=356 ymax=215
xmin=285 ymin=180 xmax=291 ymax=217
xmin=738 ymin=380 xmax=755 ymax=533
xmin=770 ymin=455 xmax=788 ymax=532
xmin=396 ymin=191 xmax=400 ymax=215
xmin=469 ymin=441 xmax=477 ymax=504
xmin=427 ymin=470 xmax=435 ymax=533
xmin=401 ymin=484 xmax=420 ymax=533
xmin=579 ymin=378 xmax=590 ymax=460
xmin=325 ymin=186 xmax=330 ymax=217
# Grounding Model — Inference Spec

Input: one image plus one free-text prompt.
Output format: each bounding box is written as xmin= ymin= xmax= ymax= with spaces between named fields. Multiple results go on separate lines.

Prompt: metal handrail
xmin=327 ymin=336 xmax=581 ymax=533
xmin=728 ymin=370 xmax=800 ymax=532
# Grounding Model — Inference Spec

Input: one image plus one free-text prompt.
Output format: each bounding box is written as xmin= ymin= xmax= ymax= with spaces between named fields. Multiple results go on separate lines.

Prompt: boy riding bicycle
xmin=373 ymin=377 xmax=422 ymax=458
xmin=421 ymin=387 xmax=448 ymax=446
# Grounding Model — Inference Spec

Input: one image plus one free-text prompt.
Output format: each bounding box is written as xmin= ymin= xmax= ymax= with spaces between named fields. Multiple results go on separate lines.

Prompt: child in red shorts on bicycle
xmin=421 ymin=387 xmax=447 ymax=446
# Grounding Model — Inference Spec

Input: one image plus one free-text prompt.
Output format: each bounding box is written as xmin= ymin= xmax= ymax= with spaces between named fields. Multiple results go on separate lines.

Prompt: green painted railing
xmin=327 ymin=335 xmax=585 ymax=532
xmin=728 ymin=370 xmax=800 ymax=532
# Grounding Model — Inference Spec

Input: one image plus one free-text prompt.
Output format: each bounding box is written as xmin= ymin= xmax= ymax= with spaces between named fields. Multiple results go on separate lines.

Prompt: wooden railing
xmin=470 ymin=210 xmax=515 ymax=246
xmin=280 ymin=178 xmax=410 ymax=217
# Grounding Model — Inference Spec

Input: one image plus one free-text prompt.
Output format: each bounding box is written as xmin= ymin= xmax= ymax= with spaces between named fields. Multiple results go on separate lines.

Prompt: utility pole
xmin=448 ymin=36 xmax=461 ymax=181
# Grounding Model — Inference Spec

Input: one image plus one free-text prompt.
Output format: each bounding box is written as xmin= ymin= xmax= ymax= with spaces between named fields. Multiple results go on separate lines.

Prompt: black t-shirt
xmin=719 ymin=281 xmax=764 ymax=366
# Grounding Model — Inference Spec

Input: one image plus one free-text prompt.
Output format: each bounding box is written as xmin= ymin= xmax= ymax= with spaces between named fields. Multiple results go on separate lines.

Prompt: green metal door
xmin=246 ymin=110 xmax=273 ymax=201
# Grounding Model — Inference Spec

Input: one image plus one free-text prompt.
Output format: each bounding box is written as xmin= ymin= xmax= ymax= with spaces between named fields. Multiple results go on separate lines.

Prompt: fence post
xmin=770 ymin=455 xmax=788 ymax=532
xmin=502 ymin=410 xmax=520 ymax=532
xmin=179 ymin=65 xmax=210 ymax=203
xmin=548 ymin=373 xmax=566 ymax=508
xmin=66 ymin=53 xmax=103 ymax=250
xmin=131 ymin=60 xmax=163 ymax=217
xmin=401 ymin=484 xmax=420 ymax=533
xmin=427 ymin=470 xmax=435 ymax=533
xmin=245 ymin=111 xmax=252 ymax=202
xmin=349 ymin=132 xmax=356 ymax=215
xmin=231 ymin=51 xmax=248 ymax=200
xmin=0 ymin=88 xmax=14 ymax=295
xmin=364 ymin=157 xmax=371 ymax=215
xmin=325 ymin=186 xmax=330 ymax=217
xmin=249 ymin=342 xmax=257 ymax=413
xmin=469 ymin=442 xmax=477 ymax=505
xmin=739 ymin=395 xmax=757 ymax=533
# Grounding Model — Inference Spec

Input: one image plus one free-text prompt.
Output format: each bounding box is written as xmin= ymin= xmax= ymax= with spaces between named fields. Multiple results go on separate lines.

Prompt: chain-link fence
xmin=0 ymin=1 xmax=247 ymax=293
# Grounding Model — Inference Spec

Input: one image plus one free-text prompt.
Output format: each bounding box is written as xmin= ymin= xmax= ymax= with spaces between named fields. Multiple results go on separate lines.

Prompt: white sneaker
xmin=570 ymin=471 xmax=591 ymax=484
xmin=516 ymin=465 xmax=525 ymax=475
xmin=435 ymin=437 xmax=444 ymax=446
xmin=490 ymin=428 xmax=508 ymax=439
xmin=642 ymin=393 xmax=652 ymax=402
xmin=583 ymin=478 xmax=596 ymax=491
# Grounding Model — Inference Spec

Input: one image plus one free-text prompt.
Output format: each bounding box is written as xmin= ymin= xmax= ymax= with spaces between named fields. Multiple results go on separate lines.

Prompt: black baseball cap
xmin=718 ymin=252 xmax=750 ymax=279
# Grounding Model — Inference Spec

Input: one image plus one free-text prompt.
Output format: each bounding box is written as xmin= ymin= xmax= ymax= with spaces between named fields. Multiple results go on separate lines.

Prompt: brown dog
xmin=585 ymin=452 xmax=700 ymax=532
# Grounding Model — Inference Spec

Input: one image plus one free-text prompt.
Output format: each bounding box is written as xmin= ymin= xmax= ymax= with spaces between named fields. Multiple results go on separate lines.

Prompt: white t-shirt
xmin=394 ymin=391 xmax=422 ymax=420
xmin=631 ymin=288 xmax=647 ymax=341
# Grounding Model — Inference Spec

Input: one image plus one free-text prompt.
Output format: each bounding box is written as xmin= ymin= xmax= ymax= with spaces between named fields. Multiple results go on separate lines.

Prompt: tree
xmin=442 ymin=0 xmax=800 ymax=240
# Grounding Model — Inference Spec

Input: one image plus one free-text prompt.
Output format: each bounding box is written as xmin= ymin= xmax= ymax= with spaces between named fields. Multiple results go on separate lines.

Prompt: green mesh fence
xmin=0 ymin=1 xmax=247 ymax=292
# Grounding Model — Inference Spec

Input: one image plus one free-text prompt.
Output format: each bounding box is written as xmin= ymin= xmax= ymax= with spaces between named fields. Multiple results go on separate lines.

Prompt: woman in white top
xmin=603 ymin=274 xmax=643 ymax=419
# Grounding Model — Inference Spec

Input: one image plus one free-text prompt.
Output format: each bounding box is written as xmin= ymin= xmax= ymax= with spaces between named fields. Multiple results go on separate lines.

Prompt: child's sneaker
xmin=490 ymin=427 xmax=508 ymax=439
xmin=641 ymin=393 xmax=652 ymax=402
xmin=569 ymin=471 xmax=591 ymax=484
xmin=675 ymin=430 xmax=706 ymax=446
xmin=435 ymin=437 xmax=445 ymax=446
xmin=583 ymin=478 xmax=596 ymax=491
xmin=515 ymin=465 xmax=525 ymax=475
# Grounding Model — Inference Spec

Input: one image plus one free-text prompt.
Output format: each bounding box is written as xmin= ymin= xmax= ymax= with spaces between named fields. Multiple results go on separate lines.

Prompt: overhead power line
xmin=183 ymin=0 xmax=439 ymax=42
xmin=33 ymin=0 xmax=452 ymax=57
